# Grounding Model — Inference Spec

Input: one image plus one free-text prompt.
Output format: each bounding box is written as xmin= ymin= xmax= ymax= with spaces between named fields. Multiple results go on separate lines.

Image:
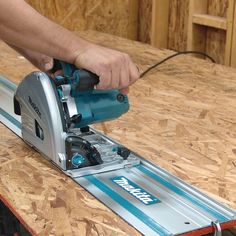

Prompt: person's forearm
xmin=0 ymin=0 xmax=90 ymax=63
xmin=0 ymin=0 xmax=140 ymax=92
xmin=6 ymin=43 xmax=54 ymax=71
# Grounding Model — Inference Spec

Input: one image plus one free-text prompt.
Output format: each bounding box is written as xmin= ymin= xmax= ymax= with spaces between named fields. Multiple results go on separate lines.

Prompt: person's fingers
xmin=44 ymin=61 xmax=53 ymax=71
xmin=123 ymin=54 xmax=131 ymax=88
xmin=129 ymin=62 xmax=140 ymax=85
xmin=111 ymin=54 xmax=123 ymax=89
xmin=49 ymin=69 xmax=63 ymax=79
xmin=96 ymin=68 xmax=112 ymax=90
xmin=126 ymin=54 xmax=139 ymax=85
xmin=93 ymin=52 xmax=121 ymax=90
xmin=40 ymin=56 xmax=53 ymax=71
xmin=118 ymin=54 xmax=130 ymax=89
xmin=119 ymin=87 xmax=129 ymax=95
xmin=74 ymin=45 xmax=139 ymax=91
xmin=54 ymin=69 xmax=63 ymax=76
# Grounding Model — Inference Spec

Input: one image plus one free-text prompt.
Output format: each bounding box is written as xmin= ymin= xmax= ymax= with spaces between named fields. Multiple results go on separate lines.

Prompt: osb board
xmin=26 ymin=0 xmax=138 ymax=40
xmin=0 ymin=128 xmax=140 ymax=236
xmin=0 ymin=40 xmax=140 ymax=235
xmin=0 ymin=30 xmax=236 ymax=235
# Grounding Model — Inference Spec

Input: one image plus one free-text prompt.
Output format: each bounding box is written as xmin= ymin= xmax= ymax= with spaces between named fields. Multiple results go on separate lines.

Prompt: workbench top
xmin=0 ymin=30 xmax=236 ymax=235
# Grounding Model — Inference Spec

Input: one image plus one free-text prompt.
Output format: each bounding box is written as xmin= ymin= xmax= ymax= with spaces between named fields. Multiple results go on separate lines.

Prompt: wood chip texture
xmin=0 ymin=30 xmax=236 ymax=235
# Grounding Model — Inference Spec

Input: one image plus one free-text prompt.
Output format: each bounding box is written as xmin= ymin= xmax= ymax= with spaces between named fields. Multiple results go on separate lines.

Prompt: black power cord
xmin=140 ymin=51 xmax=216 ymax=78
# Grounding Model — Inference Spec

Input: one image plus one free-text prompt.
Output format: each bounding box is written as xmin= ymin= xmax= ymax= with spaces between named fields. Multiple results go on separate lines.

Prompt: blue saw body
xmin=55 ymin=61 xmax=129 ymax=128
xmin=72 ymin=90 xmax=129 ymax=128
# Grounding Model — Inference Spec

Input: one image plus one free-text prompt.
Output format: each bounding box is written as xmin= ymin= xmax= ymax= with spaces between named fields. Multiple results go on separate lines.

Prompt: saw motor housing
xmin=13 ymin=62 xmax=130 ymax=172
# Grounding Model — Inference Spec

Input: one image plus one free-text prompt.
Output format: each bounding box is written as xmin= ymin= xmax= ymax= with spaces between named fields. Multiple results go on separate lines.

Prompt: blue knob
xmin=72 ymin=153 xmax=85 ymax=167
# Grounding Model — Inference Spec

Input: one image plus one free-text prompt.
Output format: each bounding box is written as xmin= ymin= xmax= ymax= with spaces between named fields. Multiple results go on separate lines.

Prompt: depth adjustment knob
xmin=72 ymin=153 xmax=85 ymax=167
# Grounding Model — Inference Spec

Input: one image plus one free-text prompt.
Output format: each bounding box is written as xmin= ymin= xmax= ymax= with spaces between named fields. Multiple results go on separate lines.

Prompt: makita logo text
xmin=28 ymin=96 xmax=41 ymax=118
xmin=111 ymin=176 xmax=160 ymax=205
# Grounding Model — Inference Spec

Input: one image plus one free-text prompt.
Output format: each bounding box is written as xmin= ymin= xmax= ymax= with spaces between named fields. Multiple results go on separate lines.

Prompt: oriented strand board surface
xmin=1 ymin=30 xmax=236 ymax=235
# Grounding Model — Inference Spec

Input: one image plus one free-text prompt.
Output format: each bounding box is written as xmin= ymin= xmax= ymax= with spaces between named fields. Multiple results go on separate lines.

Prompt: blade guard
xmin=14 ymin=72 xmax=68 ymax=169
xmin=13 ymin=72 xmax=104 ymax=171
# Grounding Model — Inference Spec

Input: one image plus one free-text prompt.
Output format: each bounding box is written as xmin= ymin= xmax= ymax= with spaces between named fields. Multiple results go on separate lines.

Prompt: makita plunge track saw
xmin=0 ymin=60 xmax=236 ymax=236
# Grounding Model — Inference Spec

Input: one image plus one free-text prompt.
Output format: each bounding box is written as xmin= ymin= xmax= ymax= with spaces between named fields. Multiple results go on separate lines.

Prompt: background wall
xmin=27 ymin=0 xmax=236 ymax=67
xmin=140 ymin=0 xmax=233 ymax=66
xmin=27 ymin=0 xmax=139 ymax=40
xmin=170 ymin=0 xmax=232 ymax=66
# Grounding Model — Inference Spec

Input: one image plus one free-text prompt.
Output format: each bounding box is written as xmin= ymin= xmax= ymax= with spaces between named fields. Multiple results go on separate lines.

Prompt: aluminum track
xmin=1 ymin=75 xmax=236 ymax=236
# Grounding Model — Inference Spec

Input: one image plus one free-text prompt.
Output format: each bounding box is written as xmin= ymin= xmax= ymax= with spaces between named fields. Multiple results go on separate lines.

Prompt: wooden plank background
xmin=26 ymin=0 xmax=233 ymax=66
xmin=168 ymin=0 xmax=230 ymax=64
xmin=26 ymin=0 xmax=139 ymax=40
xmin=13 ymin=0 xmax=233 ymax=68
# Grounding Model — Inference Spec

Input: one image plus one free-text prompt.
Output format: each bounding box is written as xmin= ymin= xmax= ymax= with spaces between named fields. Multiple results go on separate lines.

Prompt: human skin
xmin=0 ymin=0 xmax=139 ymax=93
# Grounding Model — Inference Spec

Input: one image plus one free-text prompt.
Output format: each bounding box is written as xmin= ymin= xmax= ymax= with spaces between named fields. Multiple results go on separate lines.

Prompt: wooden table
xmin=0 ymin=30 xmax=236 ymax=235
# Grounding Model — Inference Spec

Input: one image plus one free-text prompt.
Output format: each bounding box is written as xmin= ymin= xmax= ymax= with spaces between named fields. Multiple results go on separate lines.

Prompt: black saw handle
xmin=74 ymin=69 xmax=99 ymax=91
xmin=51 ymin=59 xmax=99 ymax=91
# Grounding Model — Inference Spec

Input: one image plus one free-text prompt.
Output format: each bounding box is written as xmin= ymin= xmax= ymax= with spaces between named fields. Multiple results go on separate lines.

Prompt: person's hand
xmin=74 ymin=44 xmax=140 ymax=94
